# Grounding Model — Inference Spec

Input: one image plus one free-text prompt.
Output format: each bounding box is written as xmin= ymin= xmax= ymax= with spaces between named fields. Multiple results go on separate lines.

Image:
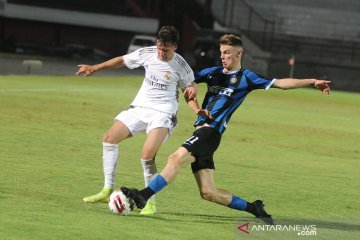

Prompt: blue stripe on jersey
xmin=194 ymin=66 xmax=273 ymax=135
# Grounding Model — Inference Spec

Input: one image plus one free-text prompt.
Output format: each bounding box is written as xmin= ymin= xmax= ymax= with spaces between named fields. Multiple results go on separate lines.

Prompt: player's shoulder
xmin=173 ymin=53 xmax=190 ymax=66
xmin=242 ymin=68 xmax=270 ymax=81
xmin=242 ymin=68 xmax=260 ymax=78
xmin=138 ymin=46 xmax=156 ymax=54
xmin=173 ymin=53 xmax=193 ymax=74
xmin=198 ymin=66 xmax=223 ymax=76
xmin=241 ymin=68 xmax=254 ymax=75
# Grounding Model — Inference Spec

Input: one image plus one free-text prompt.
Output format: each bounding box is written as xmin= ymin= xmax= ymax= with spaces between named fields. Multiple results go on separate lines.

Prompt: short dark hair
xmin=220 ymin=34 xmax=243 ymax=48
xmin=157 ymin=26 xmax=180 ymax=45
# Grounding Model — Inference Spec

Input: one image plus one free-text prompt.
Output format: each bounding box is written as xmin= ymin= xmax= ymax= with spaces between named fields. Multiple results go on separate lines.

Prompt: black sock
xmin=139 ymin=187 xmax=155 ymax=201
xmin=245 ymin=202 xmax=257 ymax=216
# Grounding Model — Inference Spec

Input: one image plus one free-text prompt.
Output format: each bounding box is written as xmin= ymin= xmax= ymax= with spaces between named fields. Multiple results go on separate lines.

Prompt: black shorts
xmin=181 ymin=127 xmax=221 ymax=173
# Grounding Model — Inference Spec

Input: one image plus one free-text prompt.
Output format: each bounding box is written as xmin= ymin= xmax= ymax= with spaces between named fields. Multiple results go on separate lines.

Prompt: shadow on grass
xmin=271 ymin=218 xmax=360 ymax=232
xmin=129 ymin=211 xmax=360 ymax=232
xmin=128 ymin=211 xmax=240 ymax=224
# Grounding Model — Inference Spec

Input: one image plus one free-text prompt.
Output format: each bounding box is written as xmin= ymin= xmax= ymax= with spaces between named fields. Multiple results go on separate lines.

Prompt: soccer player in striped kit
xmin=122 ymin=34 xmax=330 ymax=224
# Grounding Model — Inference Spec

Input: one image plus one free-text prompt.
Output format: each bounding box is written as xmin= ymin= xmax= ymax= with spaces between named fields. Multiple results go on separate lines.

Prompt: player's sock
xmin=103 ymin=142 xmax=119 ymax=189
xmin=141 ymin=159 xmax=157 ymax=203
xmin=83 ymin=142 xmax=118 ymax=203
xmin=140 ymin=159 xmax=157 ymax=215
xmin=140 ymin=174 xmax=168 ymax=201
xmin=227 ymin=196 xmax=273 ymax=224
xmin=227 ymin=194 xmax=249 ymax=211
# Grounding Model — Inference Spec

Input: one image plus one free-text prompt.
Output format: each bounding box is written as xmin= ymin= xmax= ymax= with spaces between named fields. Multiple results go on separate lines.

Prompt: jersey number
xmin=185 ymin=136 xmax=199 ymax=145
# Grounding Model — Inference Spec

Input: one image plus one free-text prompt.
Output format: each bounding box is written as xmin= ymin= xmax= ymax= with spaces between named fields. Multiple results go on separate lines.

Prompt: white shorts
xmin=115 ymin=106 xmax=178 ymax=141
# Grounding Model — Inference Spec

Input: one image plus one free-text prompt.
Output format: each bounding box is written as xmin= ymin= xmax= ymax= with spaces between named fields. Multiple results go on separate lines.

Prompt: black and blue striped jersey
xmin=194 ymin=66 xmax=275 ymax=134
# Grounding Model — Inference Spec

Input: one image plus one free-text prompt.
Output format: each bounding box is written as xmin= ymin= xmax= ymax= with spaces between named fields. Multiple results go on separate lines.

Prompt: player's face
xmin=220 ymin=44 xmax=242 ymax=71
xmin=157 ymin=40 xmax=177 ymax=61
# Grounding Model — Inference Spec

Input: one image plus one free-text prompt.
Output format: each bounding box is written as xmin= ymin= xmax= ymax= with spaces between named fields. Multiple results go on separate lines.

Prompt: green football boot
xmin=83 ymin=187 xmax=113 ymax=203
xmin=139 ymin=200 xmax=157 ymax=215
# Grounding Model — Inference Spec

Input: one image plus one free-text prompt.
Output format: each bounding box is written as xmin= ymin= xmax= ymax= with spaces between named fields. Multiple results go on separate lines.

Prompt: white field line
xmin=0 ymin=88 xmax=130 ymax=92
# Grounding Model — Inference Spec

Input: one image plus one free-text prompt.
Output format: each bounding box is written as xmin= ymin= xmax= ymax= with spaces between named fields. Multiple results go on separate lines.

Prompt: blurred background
xmin=0 ymin=0 xmax=359 ymax=91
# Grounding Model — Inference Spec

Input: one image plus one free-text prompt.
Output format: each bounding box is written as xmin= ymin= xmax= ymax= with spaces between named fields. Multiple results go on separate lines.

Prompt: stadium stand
xmin=245 ymin=0 xmax=360 ymax=41
xmin=209 ymin=0 xmax=360 ymax=91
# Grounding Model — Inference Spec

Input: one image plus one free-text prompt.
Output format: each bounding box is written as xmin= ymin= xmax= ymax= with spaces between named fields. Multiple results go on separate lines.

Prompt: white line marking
xmin=0 ymin=88 xmax=131 ymax=92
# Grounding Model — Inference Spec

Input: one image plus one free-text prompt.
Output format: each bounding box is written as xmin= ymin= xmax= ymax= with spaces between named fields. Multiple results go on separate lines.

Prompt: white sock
xmin=103 ymin=142 xmax=119 ymax=189
xmin=141 ymin=159 xmax=157 ymax=202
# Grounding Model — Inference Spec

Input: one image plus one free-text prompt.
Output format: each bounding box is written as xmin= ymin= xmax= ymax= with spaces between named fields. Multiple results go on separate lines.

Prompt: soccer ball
xmin=108 ymin=189 xmax=134 ymax=215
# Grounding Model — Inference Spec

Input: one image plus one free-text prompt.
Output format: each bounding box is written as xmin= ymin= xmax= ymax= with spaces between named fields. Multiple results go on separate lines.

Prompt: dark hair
xmin=157 ymin=26 xmax=180 ymax=45
xmin=220 ymin=34 xmax=243 ymax=47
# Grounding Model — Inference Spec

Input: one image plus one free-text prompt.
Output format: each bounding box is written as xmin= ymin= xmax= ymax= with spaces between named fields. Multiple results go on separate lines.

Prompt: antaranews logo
xmin=237 ymin=222 xmax=250 ymax=234
xmin=236 ymin=221 xmax=317 ymax=237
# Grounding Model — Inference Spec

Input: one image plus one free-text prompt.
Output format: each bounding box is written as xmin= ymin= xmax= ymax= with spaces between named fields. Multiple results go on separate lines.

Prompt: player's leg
xmin=161 ymin=147 xmax=195 ymax=183
xmin=122 ymin=147 xmax=195 ymax=209
xmin=83 ymin=120 xmax=132 ymax=203
xmin=122 ymin=127 xmax=210 ymax=209
xmin=140 ymin=144 xmax=194 ymax=214
xmin=122 ymin=127 xmax=212 ymax=208
xmin=139 ymin=111 xmax=178 ymax=214
xmin=194 ymin=169 xmax=247 ymax=206
xmin=141 ymin=127 xmax=168 ymax=189
xmin=139 ymin=127 xmax=168 ymax=215
xmin=193 ymin=169 xmax=233 ymax=205
xmin=194 ymin=169 xmax=273 ymax=224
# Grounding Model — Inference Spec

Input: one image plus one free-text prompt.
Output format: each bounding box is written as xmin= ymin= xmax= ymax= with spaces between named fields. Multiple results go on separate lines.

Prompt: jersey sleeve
xmin=178 ymin=69 xmax=195 ymax=89
xmin=123 ymin=47 xmax=153 ymax=69
xmin=243 ymin=69 xmax=275 ymax=90
xmin=173 ymin=54 xmax=195 ymax=89
xmin=194 ymin=66 xmax=221 ymax=83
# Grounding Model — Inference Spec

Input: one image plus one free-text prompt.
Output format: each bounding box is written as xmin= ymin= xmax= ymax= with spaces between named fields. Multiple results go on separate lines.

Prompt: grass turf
xmin=0 ymin=75 xmax=359 ymax=239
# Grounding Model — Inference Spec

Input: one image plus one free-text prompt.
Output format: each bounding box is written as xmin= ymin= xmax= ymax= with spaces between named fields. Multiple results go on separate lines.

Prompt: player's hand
xmin=314 ymin=80 xmax=331 ymax=95
xmin=195 ymin=109 xmax=213 ymax=119
xmin=76 ymin=64 xmax=95 ymax=76
xmin=183 ymin=85 xmax=197 ymax=100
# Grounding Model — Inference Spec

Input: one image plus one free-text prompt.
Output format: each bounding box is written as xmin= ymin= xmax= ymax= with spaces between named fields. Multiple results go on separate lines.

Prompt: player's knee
xmin=102 ymin=132 xmax=110 ymax=142
xmin=103 ymin=132 xmax=117 ymax=144
xmin=199 ymin=187 xmax=216 ymax=202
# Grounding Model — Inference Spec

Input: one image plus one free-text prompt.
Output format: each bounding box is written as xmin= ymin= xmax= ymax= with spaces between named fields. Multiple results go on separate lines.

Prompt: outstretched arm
xmin=272 ymin=78 xmax=331 ymax=95
xmin=75 ymin=56 xmax=126 ymax=76
xmin=182 ymin=83 xmax=211 ymax=118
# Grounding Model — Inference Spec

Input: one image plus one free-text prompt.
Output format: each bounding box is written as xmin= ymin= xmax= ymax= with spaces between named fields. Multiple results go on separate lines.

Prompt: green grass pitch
xmin=0 ymin=75 xmax=359 ymax=239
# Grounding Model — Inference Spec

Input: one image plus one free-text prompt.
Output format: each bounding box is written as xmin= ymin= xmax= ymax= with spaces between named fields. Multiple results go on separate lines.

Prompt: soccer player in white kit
xmin=76 ymin=26 xmax=199 ymax=215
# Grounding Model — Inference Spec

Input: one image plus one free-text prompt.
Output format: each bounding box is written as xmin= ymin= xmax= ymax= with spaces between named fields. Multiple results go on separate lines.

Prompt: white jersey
xmin=123 ymin=46 xmax=194 ymax=115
